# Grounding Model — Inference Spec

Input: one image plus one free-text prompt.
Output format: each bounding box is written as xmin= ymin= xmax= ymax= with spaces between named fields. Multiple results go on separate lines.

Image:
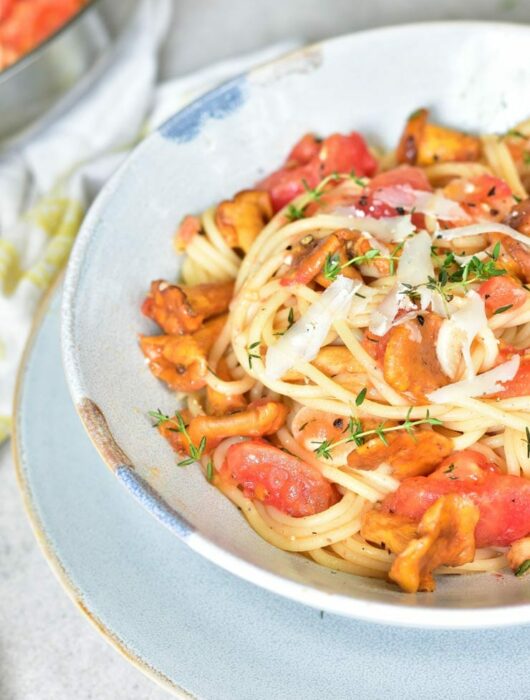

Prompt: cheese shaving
xmin=427 ymin=355 xmax=520 ymax=403
xmin=265 ymin=276 xmax=361 ymax=380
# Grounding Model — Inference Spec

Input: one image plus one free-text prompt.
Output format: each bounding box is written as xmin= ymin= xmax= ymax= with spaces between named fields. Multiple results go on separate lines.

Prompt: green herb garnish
xmin=286 ymin=203 xmax=306 ymax=221
xmin=148 ymin=410 xmax=207 ymax=467
xmin=311 ymin=410 xmax=442 ymax=460
xmin=515 ymin=559 xmax=530 ymax=577
xmin=247 ymin=341 xmax=262 ymax=369
xmin=355 ymin=387 xmax=367 ymax=406
xmin=493 ymin=304 xmax=513 ymax=315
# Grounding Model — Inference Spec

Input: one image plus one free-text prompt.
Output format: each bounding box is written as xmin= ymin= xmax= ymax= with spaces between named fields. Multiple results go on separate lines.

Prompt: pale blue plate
xmin=14 ymin=286 xmax=530 ymax=698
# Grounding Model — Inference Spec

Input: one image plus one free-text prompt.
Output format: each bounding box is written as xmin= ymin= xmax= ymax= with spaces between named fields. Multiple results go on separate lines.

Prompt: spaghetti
xmin=140 ymin=109 xmax=530 ymax=593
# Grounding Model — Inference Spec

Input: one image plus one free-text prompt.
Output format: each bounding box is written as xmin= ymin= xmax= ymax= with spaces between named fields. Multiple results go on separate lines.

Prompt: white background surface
xmin=2 ymin=1 xmax=530 ymax=698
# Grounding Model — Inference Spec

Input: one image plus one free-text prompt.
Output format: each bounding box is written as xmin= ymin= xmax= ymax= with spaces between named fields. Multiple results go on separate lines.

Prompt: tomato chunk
xmin=286 ymin=133 xmax=321 ymax=165
xmin=367 ymin=166 xmax=432 ymax=193
xmin=492 ymin=355 xmax=530 ymax=398
xmin=443 ymin=174 xmax=513 ymax=222
xmin=478 ymin=275 xmax=527 ymax=316
xmin=257 ymin=132 xmax=376 ymax=211
xmin=221 ymin=439 xmax=338 ymax=517
xmin=382 ymin=449 xmax=530 ymax=546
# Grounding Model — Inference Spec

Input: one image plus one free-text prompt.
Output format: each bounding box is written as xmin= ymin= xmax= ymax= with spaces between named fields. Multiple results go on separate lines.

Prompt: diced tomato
xmin=470 ymin=174 xmax=512 ymax=202
xmin=434 ymin=450 xmax=500 ymax=477
xmin=257 ymin=132 xmax=376 ymax=212
xmin=286 ymin=133 xmax=321 ymax=166
xmin=307 ymin=190 xmax=398 ymax=220
xmin=0 ymin=0 xmax=15 ymax=23
xmin=491 ymin=355 xmax=530 ymax=398
xmin=382 ymin=449 xmax=530 ymax=546
xmin=367 ymin=166 xmax=432 ymax=193
xmin=258 ymin=162 xmax=321 ymax=213
xmin=478 ymin=275 xmax=528 ymax=316
xmin=221 ymin=439 xmax=338 ymax=517
xmin=320 ymin=133 xmax=377 ymax=179
xmin=443 ymin=174 xmax=513 ymax=222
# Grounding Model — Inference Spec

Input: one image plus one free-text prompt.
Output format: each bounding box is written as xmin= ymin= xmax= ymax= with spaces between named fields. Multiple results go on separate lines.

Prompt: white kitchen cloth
xmin=0 ymin=0 xmax=297 ymax=443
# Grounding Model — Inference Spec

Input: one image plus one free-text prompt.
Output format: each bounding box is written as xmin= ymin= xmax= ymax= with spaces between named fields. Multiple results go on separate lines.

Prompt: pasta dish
xmin=139 ymin=109 xmax=530 ymax=593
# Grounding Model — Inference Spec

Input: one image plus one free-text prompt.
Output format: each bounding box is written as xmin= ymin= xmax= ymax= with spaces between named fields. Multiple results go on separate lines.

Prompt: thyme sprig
xmin=400 ymin=245 xmax=506 ymax=308
xmin=286 ymin=171 xmax=367 ymax=222
xmin=312 ymin=409 xmax=443 ymax=460
xmin=148 ymin=409 xmax=206 ymax=467
xmin=323 ymin=248 xmax=381 ymax=282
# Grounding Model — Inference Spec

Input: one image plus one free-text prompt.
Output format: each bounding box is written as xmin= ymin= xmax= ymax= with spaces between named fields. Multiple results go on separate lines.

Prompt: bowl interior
xmin=62 ymin=22 xmax=530 ymax=627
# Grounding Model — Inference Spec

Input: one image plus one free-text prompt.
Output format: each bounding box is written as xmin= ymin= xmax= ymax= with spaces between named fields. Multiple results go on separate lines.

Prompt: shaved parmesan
xmin=427 ymin=355 xmax=520 ymax=403
xmin=265 ymin=276 xmax=361 ymax=380
xmin=368 ymin=232 xmax=435 ymax=335
xmin=435 ymin=222 xmax=530 ymax=248
xmin=373 ymin=186 xmax=469 ymax=221
xmin=347 ymin=285 xmax=378 ymax=316
xmin=436 ymin=291 xmax=488 ymax=380
xmin=397 ymin=231 xmax=434 ymax=309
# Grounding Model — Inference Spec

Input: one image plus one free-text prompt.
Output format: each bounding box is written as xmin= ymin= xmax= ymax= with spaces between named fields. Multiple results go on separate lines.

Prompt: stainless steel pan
xmin=0 ymin=0 xmax=140 ymax=148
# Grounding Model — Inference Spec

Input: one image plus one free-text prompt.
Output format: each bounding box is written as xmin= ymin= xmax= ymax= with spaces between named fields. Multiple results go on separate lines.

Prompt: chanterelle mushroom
xmin=215 ymin=189 xmax=273 ymax=253
xmin=388 ymin=493 xmax=479 ymax=593
xmin=141 ymin=280 xmax=234 ymax=335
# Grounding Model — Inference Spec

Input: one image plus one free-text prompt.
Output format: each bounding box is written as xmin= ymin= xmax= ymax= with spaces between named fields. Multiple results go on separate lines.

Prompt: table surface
xmin=3 ymin=1 xmax=530 ymax=698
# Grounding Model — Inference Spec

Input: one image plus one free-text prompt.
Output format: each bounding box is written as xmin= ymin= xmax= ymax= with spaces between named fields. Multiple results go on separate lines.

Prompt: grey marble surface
xmin=3 ymin=1 xmax=530 ymax=698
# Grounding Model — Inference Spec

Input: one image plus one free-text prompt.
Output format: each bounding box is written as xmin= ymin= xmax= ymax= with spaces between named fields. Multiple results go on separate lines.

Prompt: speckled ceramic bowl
xmin=62 ymin=22 xmax=530 ymax=627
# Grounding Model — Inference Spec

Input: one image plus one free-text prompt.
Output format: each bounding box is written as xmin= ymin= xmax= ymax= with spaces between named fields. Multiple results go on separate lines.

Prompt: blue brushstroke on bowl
xmin=159 ymin=77 xmax=246 ymax=143
xmin=116 ymin=465 xmax=195 ymax=538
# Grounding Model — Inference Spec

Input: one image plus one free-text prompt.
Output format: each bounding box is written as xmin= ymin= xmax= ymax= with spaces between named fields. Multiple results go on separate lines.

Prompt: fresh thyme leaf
xmin=312 ymin=439 xmax=333 ymax=460
xmin=525 ymin=427 xmax=530 ymax=459
xmin=176 ymin=412 xmax=187 ymax=434
xmin=349 ymin=170 xmax=367 ymax=187
xmin=323 ymin=252 xmax=341 ymax=282
xmin=286 ymin=203 xmax=306 ymax=221
xmin=375 ymin=424 xmax=389 ymax=446
xmin=388 ymin=242 xmax=404 ymax=276
xmin=148 ymin=409 xmax=170 ymax=427
xmin=514 ymin=194 xmax=523 ymax=203
xmin=178 ymin=457 xmax=197 ymax=467
xmin=355 ymin=387 xmax=367 ymax=406
xmin=491 ymin=241 xmax=501 ymax=260
xmin=493 ymin=304 xmax=513 ymax=315
xmin=323 ymin=247 xmax=381 ymax=282
xmin=444 ymin=463 xmax=455 ymax=474
xmin=206 ymin=459 xmax=214 ymax=482
xmin=302 ymin=178 xmax=322 ymax=201
xmin=274 ymin=308 xmax=296 ymax=337
xmin=515 ymin=559 xmax=530 ymax=577
xmin=247 ymin=341 xmax=262 ymax=369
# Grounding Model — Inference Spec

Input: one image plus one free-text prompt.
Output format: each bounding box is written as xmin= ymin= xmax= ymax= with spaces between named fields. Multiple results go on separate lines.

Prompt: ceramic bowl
xmin=62 ymin=22 xmax=530 ymax=627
